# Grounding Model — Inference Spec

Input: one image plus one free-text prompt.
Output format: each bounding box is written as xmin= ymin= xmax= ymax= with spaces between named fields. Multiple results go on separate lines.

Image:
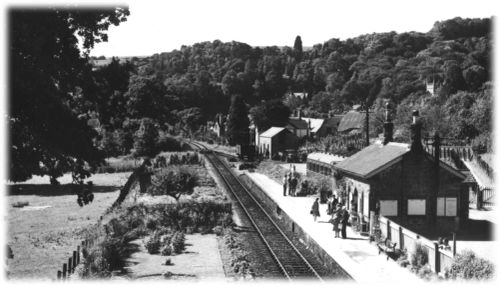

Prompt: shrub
xmin=145 ymin=216 xmax=158 ymax=230
xmin=417 ymin=264 xmax=435 ymax=281
xmin=144 ymin=233 xmax=161 ymax=254
xmin=12 ymin=201 xmax=29 ymax=208
xmin=396 ymin=248 xmax=410 ymax=268
xmin=446 ymin=250 xmax=494 ymax=280
xmin=212 ymin=226 xmax=223 ymax=236
xmin=171 ymin=231 xmax=186 ymax=254
xmin=123 ymin=226 xmax=148 ymax=242
xmin=161 ymin=245 xmax=173 ymax=256
xmin=156 ymin=134 xmax=182 ymax=152
xmin=410 ymin=243 xmax=428 ymax=272
xmin=150 ymin=166 xmax=199 ymax=199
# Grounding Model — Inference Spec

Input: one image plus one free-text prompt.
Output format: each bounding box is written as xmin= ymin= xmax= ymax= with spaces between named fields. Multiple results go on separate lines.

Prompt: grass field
xmin=6 ymin=172 xmax=130 ymax=280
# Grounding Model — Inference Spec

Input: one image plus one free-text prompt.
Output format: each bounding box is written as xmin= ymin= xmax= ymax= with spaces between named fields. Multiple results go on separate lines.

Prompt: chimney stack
xmin=383 ymin=102 xmax=393 ymax=145
xmin=410 ymin=110 xmax=423 ymax=152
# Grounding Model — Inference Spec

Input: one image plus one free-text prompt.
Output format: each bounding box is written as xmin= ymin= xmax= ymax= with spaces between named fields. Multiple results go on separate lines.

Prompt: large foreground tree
xmin=9 ymin=7 xmax=129 ymax=182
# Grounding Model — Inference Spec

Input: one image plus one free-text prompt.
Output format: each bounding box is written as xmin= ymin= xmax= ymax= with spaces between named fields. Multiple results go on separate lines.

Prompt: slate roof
xmin=307 ymin=152 xmax=345 ymax=165
xmin=334 ymin=142 xmax=410 ymax=179
xmin=260 ymin=127 xmax=286 ymax=138
xmin=288 ymin=118 xmax=309 ymax=129
xmin=338 ymin=111 xmax=366 ymax=132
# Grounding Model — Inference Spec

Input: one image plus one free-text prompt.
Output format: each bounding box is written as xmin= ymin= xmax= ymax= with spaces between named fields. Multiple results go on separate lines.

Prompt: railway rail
xmin=190 ymin=141 xmax=323 ymax=280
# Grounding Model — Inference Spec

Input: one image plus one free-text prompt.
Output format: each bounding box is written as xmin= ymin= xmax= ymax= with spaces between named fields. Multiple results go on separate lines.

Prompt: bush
xmin=417 ymin=264 xmax=435 ymax=281
xmin=150 ymin=166 xmax=199 ymax=199
xmin=396 ymin=248 xmax=410 ymax=268
xmin=171 ymin=231 xmax=186 ymax=254
xmin=156 ymin=134 xmax=182 ymax=152
xmin=161 ymin=245 xmax=173 ymax=256
xmin=145 ymin=216 xmax=158 ymax=230
xmin=12 ymin=201 xmax=29 ymax=208
xmin=238 ymin=163 xmax=255 ymax=170
xmin=410 ymin=243 xmax=428 ymax=272
xmin=123 ymin=226 xmax=148 ymax=242
xmin=144 ymin=233 xmax=161 ymax=254
xmin=446 ymin=250 xmax=494 ymax=280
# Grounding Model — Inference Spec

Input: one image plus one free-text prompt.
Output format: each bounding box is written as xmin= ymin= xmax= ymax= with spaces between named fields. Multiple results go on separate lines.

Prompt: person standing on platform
xmin=311 ymin=198 xmax=320 ymax=222
xmin=341 ymin=206 xmax=350 ymax=239
xmin=287 ymin=173 xmax=293 ymax=196
xmin=332 ymin=195 xmax=339 ymax=208
xmin=282 ymin=174 xmax=288 ymax=196
xmin=290 ymin=175 xmax=298 ymax=196
xmin=333 ymin=206 xmax=342 ymax=238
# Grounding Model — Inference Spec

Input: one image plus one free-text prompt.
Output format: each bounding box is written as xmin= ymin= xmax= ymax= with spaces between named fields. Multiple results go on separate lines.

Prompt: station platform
xmin=244 ymin=171 xmax=421 ymax=283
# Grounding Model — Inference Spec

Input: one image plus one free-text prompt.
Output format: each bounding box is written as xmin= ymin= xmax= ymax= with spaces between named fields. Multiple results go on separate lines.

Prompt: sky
xmin=79 ymin=0 xmax=497 ymax=57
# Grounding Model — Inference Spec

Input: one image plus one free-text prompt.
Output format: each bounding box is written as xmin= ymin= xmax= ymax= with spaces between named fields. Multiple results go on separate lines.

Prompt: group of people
xmin=310 ymin=195 xmax=350 ymax=239
xmin=282 ymin=165 xmax=299 ymax=196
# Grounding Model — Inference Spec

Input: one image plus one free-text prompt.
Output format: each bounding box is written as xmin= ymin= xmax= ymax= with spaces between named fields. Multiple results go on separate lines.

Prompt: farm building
xmin=258 ymin=127 xmax=299 ymax=159
xmin=286 ymin=118 xmax=309 ymax=138
xmin=334 ymin=109 xmax=469 ymax=235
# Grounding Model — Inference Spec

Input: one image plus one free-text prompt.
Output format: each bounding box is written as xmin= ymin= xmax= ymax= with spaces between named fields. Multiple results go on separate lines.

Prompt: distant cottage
xmin=337 ymin=108 xmax=366 ymax=134
xmin=334 ymin=106 xmax=469 ymax=234
xmin=258 ymin=127 xmax=299 ymax=159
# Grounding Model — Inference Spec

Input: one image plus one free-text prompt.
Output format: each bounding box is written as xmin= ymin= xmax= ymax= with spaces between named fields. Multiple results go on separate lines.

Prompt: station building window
xmin=437 ymin=197 xmax=457 ymax=216
xmin=408 ymin=199 xmax=426 ymax=215
xmin=380 ymin=200 xmax=398 ymax=216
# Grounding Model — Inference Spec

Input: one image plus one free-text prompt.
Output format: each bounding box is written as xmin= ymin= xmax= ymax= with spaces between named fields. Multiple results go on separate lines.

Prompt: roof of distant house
xmin=288 ymin=118 xmax=309 ymax=129
xmin=300 ymin=117 xmax=324 ymax=133
xmin=260 ymin=127 xmax=287 ymax=138
xmin=288 ymin=92 xmax=308 ymax=99
xmin=337 ymin=111 xmax=365 ymax=132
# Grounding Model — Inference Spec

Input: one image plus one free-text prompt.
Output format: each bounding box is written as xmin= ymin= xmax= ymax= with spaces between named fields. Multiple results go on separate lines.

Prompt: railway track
xmin=190 ymin=141 xmax=323 ymax=280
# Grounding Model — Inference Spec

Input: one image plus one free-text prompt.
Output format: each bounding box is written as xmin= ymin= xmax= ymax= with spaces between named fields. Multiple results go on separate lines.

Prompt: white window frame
xmin=437 ymin=197 xmax=457 ymax=217
xmin=408 ymin=199 xmax=426 ymax=215
xmin=380 ymin=200 xmax=398 ymax=216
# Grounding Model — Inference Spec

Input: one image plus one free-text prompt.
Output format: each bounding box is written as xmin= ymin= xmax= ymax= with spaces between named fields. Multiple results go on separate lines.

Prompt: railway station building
xmin=334 ymin=109 xmax=469 ymax=235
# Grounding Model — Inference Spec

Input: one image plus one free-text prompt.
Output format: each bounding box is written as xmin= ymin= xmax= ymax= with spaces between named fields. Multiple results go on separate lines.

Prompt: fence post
xmin=57 ymin=270 xmax=62 ymax=280
xmin=62 ymin=264 xmax=67 ymax=279
xmin=73 ymin=251 xmax=77 ymax=270
xmin=452 ymin=232 xmax=456 ymax=256
xmin=399 ymin=226 xmax=404 ymax=250
xmin=77 ymin=246 xmax=80 ymax=264
xmin=68 ymin=257 xmax=73 ymax=275
xmin=386 ymin=220 xmax=391 ymax=240
xmin=434 ymin=242 xmax=440 ymax=273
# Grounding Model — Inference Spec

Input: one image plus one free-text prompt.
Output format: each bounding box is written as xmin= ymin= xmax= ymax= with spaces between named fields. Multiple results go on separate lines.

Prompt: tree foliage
xmin=9 ymin=7 xmax=129 ymax=182
xmin=226 ymin=95 xmax=250 ymax=146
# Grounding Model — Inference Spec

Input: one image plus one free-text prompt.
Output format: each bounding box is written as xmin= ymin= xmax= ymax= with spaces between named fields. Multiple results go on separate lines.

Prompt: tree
xmin=249 ymin=99 xmax=291 ymax=132
xmin=9 ymin=7 xmax=129 ymax=182
xmin=226 ymin=95 xmax=250 ymax=146
xmin=133 ymin=118 xmax=159 ymax=157
xmin=293 ymin=35 xmax=303 ymax=62
xmin=152 ymin=167 xmax=199 ymax=200
xmin=177 ymin=107 xmax=205 ymax=133
xmin=125 ymin=75 xmax=168 ymax=122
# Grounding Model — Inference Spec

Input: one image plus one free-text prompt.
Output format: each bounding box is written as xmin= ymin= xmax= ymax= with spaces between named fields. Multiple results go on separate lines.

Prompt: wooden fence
xmin=56 ymin=238 xmax=96 ymax=280
xmin=378 ymin=216 xmax=455 ymax=275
